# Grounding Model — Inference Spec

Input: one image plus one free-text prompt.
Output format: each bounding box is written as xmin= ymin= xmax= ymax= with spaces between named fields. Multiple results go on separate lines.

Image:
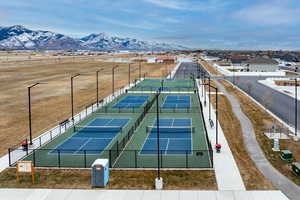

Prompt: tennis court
xmin=162 ymin=95 xmax=190 ymax=109
xmin=113 ymin=95 xmax=149 ymax=109
xmin=140 ymin=118 xmax=192 ymax=155
xmin=50 ymin=117 xmax=130 ymax=155
xmin=130 ymin=79 xmax=196 ymax=91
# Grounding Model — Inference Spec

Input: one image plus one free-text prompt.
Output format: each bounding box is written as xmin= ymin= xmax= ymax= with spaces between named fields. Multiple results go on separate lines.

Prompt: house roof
xmin=244 ymin=57 xmax=279 ymax=65
xmin=156 ymin=56 xmax=175 ymax=61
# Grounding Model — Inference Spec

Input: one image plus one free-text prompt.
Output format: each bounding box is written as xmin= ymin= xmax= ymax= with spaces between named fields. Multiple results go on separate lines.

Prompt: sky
xmin=0 ymin=0 xmax=300 ymax=50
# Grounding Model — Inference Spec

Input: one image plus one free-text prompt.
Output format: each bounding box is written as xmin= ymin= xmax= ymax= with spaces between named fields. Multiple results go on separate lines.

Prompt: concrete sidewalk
xmin=197 ymin=80 xmax=246 ymax=191
xmin=0 ymin=189 xmax=289 ymax=200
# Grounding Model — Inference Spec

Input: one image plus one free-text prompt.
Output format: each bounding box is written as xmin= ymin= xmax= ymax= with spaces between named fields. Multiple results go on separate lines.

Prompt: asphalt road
xmin=280 ymin=66 xmax=300 ymax=73
xmin=197 ymin=63 xmax=300 ymax=133
xmin=173 ymin=62 xmax=200 ymax=79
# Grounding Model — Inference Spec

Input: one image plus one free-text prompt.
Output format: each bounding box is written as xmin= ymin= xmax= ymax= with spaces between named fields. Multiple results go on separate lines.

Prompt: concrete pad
xmin=251 ymin=191 xmax=289 ymax=200
xmin=97 ymin=190 xmax=127 ymax=200
xmin=65 ymin=189 xmax=105 ymax=200
xmin=142 ymin=190 xmax=161 ymax=200
xmin=0 ymin=189 xmax=32 ymax=200
xmin=25 ymin=189 xmax=52 ymax=200
xmin=233 ymin=190 xmax=254 ymax=200
xmin=179 ymin=191 xmax=199 ymax=200
xmin=43 ymin=189 xmax=71 ymax=200
xmin=161 ymin=190 xmax=179 ymax=200
xmin=216 ymin=191 xmax=235 ymax=200
xmin=197 ymin=191 xmax=217 ymax=200
xmin=123 ymin=190 xmax=144 ymax=200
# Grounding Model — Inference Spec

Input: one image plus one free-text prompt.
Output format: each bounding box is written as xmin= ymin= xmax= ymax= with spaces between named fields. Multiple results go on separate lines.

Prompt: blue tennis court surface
xmin=162 ymin=95 xmax=190 ymax=109
xmin=140 ymin=118 xmax=192 ymax=155
xmin=113 ymin=95 xmax=149 ymax=109
xmin=50 ymin=118 xmax=130 ymax=155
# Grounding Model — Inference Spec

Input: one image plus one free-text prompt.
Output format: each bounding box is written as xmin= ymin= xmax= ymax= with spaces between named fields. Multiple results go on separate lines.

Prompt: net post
xmin=84 ymin=150 xmax=87 ymax=168
xmin=58 ymin=150 xmax=61 ymax=168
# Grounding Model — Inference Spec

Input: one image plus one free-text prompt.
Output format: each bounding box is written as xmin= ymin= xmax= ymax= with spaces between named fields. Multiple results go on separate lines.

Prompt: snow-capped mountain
xmin=0 ymin=25 xmax=187 ymax=50
xmin=0 ymin=25 xmax=81 ymax=50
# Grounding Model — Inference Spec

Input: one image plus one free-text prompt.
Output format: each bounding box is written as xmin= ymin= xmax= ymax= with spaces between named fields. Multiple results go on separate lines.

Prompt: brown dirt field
xmin=286 ymin=71 xmax=300 ymax=76
xmin=0 ymin=57 xmax=175 ymax=155
xmin=198 ymin=60 xmax=221 ymax=76
xmin=209 ymin=85 xmax=275 ymax=190
xmin=275 ymin=80 xmax=299 ymax=86
xmin=0 ymin=168 xmax=217 ymax=190
xmin=220 ymin=80 xmax=300 ymax=186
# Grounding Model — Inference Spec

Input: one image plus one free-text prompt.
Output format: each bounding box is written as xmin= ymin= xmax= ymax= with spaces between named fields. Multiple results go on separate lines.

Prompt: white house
xmin=243 ymin=58 xmax=279 ymax=72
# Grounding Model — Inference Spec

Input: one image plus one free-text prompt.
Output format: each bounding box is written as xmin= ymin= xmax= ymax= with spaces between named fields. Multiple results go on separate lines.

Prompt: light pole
xmin=96 ymin=69 xmax=104 ymax=107
xmin=71 ymin=74 xmax=81 ymax=131
xmin=295 ymin=78 xmax=298 ymax=137
xmin=139 ymin=54 xmax=142 ymax=80
xmin=112 ymin=65 xmax=119 ymax=96
xmin=156 ymin=91 xmax=161 ymax=180
xmin=128 ymin=63 xmax=131 ymax=85
xmin=28 ymin=82 xmax=47 ymax=145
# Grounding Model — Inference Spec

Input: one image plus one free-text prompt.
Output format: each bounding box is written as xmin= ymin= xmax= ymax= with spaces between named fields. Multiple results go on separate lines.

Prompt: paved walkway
xmin=0 ymin=189 xmax=289 ymax=200
xmin=215 ymin=80 xmax=300 ymax=200
xmin=197 ymin=80 xmax=246 ymax=191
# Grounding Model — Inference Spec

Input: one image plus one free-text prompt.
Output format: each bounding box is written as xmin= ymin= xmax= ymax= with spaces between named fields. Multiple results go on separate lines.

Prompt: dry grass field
xmin=275 ymin=80 xmax=299 ymax=86
xmin=0 ymin=54 xmax=175 ymax=155
xmin=0 ymin=168 xmax=217 ymax=190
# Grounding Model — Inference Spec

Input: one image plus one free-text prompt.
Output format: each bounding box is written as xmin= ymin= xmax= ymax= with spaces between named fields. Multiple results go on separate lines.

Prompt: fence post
xmin=8 ymin=148 xmax=11 ymax=167
xmin=186 ymin=150 xmax=188 ymax=168
xmin=109 ymin=150 xmax=112 ymax=168
xmin=135 ymin=150 xmax=137 ymax=168
xmin=26 ymin=138 xmax=29 ymax=155
xmin=39 ymin=137 xmax=42 ymax=147
xmin=58 ymin=150 xmax=61 ymax=168
xmin=117 ymin=141 xmax=119 ymax=156
xmin=160 ymin=150 xmax=163 ymax=168
xmin=84 ymin=150 xmax=87 ymax=168
xmin=33 ymin=149 xmax=36 ymax=167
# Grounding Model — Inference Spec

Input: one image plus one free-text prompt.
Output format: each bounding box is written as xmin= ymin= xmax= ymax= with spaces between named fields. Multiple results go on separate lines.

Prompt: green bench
xmin=291 ymin=162 xmax=300 ymax=177
xmin=279 ymin=150 xmax=294 ymax=162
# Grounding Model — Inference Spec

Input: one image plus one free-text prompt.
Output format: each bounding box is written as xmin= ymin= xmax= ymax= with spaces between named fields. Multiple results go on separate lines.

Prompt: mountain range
xmin=0 ymin=25 xmax=187 ymax=51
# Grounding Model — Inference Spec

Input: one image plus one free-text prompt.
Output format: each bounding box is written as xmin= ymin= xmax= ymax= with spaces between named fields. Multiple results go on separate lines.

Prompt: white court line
xmin=73 ymin=138 xmax=92 ymax=154
xmin=165 ymin=138 xmax=170 ymax=155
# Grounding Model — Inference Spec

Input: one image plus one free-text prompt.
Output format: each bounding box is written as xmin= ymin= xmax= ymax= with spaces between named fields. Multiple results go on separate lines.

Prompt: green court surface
xmin=18 ymin=79 xmax=213 ymax=169
xmin=113 ymin=94 xmax=212 ymax=168
xmin=130 ymin=79 xmax=197 ymax=92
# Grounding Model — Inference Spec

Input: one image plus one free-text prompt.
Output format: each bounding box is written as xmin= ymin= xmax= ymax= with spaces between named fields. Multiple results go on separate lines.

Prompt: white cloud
xmin=144 ymin=0 xmax=185 ymax=10
xmin=143 ymin=0 xmax=229 ymax=11
xmin=233 ymin=1 xmax=300 ymax=26
xmin=95 ymin=16 xmax=158 ymax=30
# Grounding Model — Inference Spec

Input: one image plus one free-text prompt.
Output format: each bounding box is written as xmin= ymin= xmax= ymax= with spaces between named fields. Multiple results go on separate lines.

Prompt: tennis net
xmin=146 ymin=126 xmax=195 ymax=134
xmin=74 ymin=125 xmax=123 ymax=133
